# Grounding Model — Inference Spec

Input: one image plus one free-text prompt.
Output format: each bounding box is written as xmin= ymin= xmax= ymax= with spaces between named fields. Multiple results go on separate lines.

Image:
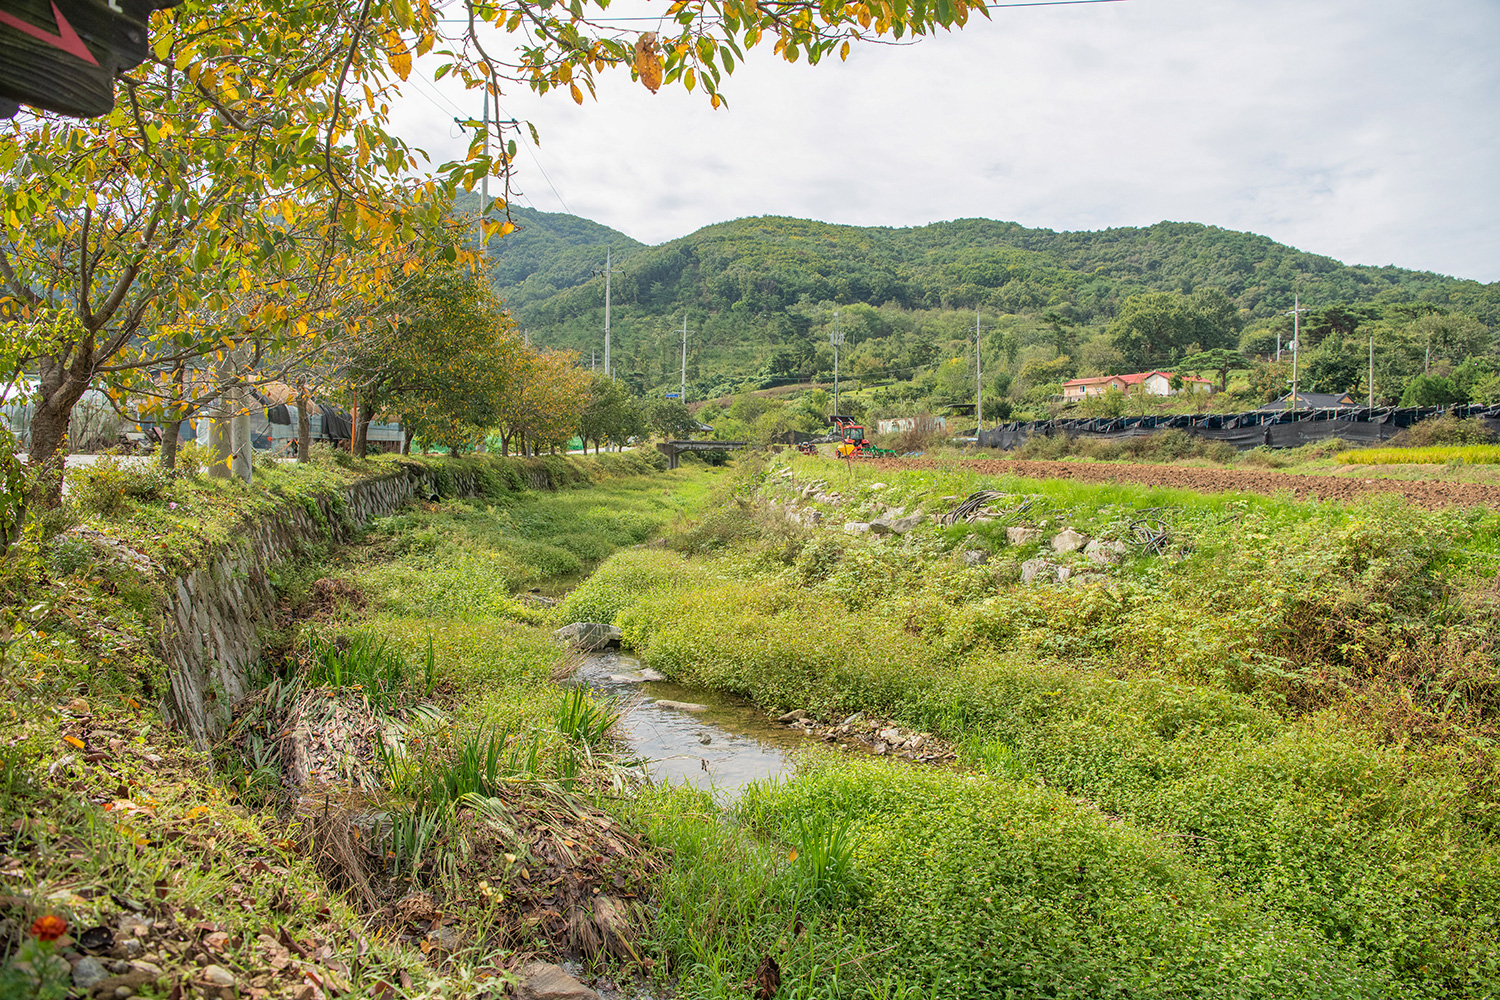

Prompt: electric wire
xmin=435 ymin=0 xmax=1130 ymax=22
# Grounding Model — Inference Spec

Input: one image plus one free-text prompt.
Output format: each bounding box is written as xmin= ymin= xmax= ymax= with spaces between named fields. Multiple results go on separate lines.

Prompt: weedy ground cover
xmin=566 ymin=453 xmax=1500 ymax=996
xmin=626 ymin=759 xmax=1390 ymax=999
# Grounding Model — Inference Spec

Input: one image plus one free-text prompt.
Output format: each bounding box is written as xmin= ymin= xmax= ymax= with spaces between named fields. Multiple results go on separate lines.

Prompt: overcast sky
xmin=392 ymin=0 xmax=1500 ymax=283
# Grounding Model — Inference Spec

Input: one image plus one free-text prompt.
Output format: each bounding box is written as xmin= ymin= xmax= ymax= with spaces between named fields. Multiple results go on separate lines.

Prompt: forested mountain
xmin=480 ymin=207 xmax=1500 ymax=413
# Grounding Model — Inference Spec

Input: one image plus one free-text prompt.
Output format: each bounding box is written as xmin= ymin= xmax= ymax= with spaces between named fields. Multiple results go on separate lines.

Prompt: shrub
xmin=67 ymin=456 xmax=171 ymax=518
xmin=1386 ymin=416 xmax=1497 ymax=448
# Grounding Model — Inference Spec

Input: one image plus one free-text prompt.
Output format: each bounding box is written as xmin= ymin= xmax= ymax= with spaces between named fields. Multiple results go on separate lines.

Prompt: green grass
xmin=1338 ymin=444 xmax=1500 ymax=465
xmin=629 ymin=759 xmax=1388 ymax=999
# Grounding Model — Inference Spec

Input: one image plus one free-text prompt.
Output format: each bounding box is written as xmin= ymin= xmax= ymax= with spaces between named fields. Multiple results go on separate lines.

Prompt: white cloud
xmin=390 ymin=0 xmax=1500 ymax=281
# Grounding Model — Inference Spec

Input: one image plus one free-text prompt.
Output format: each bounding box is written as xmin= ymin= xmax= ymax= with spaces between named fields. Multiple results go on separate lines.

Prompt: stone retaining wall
xmin=161 ymin=470 xmax=421 ymax=747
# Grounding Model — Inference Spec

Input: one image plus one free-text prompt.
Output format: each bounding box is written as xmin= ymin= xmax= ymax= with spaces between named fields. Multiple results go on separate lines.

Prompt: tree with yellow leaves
xmin=2 ymin=0 xmax=989 ymax=504
xmin=337 ymin=255 xmax=526 ymax=457
xmin=494 ymin=347 xmax=590 ymax=457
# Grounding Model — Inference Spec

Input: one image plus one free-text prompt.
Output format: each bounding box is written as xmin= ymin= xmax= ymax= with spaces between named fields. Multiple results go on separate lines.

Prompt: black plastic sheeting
xmin=975 ymin=403 xmax=1500 ymax=452
xmin=317 ymin=403 xmax=353 ymax=442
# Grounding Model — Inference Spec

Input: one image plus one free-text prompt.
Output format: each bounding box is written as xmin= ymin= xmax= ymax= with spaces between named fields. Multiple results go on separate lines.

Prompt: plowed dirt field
xmin=866 ymin=458 xmax=1500 ymax=510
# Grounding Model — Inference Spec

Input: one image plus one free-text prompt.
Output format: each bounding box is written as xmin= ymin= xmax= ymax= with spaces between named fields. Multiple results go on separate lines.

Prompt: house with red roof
xmin=1061 ymin=370 xmax=1214 ymax=403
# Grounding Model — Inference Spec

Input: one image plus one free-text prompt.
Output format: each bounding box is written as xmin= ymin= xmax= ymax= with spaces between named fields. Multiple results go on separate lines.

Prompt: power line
xmin=435 ymin=2 xmax=1128 ymax=22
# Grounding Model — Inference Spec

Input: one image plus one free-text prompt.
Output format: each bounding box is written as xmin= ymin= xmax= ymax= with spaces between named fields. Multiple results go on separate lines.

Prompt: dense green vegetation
xmin=488 ymin=208 xmax=1500 ymax=421
xmin=562 ymin=455 xmax=1500 ymax=997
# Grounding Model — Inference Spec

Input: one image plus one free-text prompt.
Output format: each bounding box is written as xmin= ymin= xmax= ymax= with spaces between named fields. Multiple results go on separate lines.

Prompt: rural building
xmin=1259 ymin=391 xmax=1358 ymax=411
xmin=1061 ymin=370 xmax=1215 ymax=402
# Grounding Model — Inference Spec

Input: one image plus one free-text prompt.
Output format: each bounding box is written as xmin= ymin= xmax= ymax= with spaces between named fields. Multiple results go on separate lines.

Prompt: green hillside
xmin=481 ymin=208 xmax=1500 ymax=412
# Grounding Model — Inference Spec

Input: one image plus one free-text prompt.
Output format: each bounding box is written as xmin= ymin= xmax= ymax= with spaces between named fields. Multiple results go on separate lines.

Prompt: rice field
xmin=1338 ymin=444 xmax=1500 ymax=465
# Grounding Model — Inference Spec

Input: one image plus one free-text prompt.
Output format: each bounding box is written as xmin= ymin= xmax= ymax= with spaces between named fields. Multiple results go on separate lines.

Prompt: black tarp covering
xmin=976 ymin=404 xmax=1500 ymax=452
xmin=317 ymin=403 xmax=353 ymax=441
xmin=266 ymin=403 xmax=291 ymax=425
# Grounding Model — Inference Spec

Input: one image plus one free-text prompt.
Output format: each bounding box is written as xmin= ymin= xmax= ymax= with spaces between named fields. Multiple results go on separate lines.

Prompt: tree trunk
xmin=401 ymin=425 xmax=413 ymax=455
xmin=350 ymin=395 xmax=363 ymax=457
xmin=160 ymin=415 xmax=181 ymax=473
xmin=25 ymin=395 xmax=74 ymax=508
xmin=296 ymin=384 xmax=311 ymax=463
xmin=354 ymin=414 xmax=372 ymax=458
xmin=159 ymin=363 xmax=186 ymax=473
xmin=25 ymin=347 xmax=96 ymax=508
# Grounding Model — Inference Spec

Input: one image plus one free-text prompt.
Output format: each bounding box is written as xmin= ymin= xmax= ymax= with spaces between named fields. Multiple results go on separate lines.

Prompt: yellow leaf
xmin=569 ymin=82 xmax=583 ymax=104
xmin=64 ymin=735 xmax=85 ymax=749
xmin=841 ymin=40 xmax=851 ymax=60
xmin=788 ymin=849 xmax=798 ymax=862
xmin=634 ymin=33 xmax=663 ymax=93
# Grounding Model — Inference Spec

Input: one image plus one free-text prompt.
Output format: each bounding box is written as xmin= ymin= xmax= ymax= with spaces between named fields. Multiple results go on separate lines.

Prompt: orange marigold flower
xmin=30 ymin=914 xmax=68 ymax=941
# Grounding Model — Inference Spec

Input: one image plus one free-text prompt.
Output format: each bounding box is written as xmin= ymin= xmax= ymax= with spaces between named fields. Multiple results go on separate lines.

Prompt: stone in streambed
xmin=638 ymin=667 xmax=666 ymax=681
xmin=1021 ymin=557 xmax=1054 ymax=584
xmin=72 ymin=957 xmax=109 ymax=991
xmin=654 ymin=699 xmax=708 ymax=712
xmin=608 ymin=673 xmax=646 ymax=683
xmin=553 ymin=622 xmax=622 ymax=651
xmin=516 ymin=961 xmax=599 ymax=1000
xmin=1051 ymin=528 xmax=1089 ymax=553
xmin=777 ymin=709 xmax=809 ymax=723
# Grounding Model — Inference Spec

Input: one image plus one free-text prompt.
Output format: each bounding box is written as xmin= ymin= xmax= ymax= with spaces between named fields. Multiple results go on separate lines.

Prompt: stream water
xmin=569 ymin=649 xmax=814 ymax=796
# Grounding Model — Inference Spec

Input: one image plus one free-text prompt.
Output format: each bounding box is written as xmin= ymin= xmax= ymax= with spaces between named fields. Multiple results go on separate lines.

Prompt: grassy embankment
xmin=560 ymin=453 xmax=1500 ymax=999
xmin=0 ymin=446 xmax=705 ymax=997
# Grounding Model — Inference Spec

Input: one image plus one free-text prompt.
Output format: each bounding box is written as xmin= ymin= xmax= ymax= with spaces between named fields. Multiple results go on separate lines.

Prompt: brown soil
xmin=867 ymin=457 xmax=1500 ymax=510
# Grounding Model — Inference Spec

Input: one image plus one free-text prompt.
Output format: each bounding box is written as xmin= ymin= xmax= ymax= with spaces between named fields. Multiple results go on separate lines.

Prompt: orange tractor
xmin=829 ymin=415 xmax=895 ymax=458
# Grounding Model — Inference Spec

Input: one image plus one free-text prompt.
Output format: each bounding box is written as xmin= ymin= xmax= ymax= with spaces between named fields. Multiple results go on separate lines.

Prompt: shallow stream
xmin=569 ymin=650 xmax=817 ymax=795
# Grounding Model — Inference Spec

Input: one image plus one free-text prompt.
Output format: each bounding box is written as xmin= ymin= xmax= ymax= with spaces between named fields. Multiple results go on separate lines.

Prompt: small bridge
xmin=655 ymin=439 xmax=750 ymax=469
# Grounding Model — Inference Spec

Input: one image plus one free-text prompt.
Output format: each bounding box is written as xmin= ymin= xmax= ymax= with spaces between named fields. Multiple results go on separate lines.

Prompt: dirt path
xmin=867 ymin=458 xmax=1500 ymax=510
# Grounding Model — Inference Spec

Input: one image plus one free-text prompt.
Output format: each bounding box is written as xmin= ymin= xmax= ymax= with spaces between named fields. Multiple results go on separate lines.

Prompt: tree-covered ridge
xmin=484 ymin=211 xmax=1499 ymax=413
xmin=491 ymin=212 xmax=1500 ymax=328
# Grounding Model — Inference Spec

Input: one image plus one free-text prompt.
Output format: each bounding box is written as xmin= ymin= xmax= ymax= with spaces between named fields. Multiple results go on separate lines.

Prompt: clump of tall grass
xmin=555 ymin=687 xmax=619 ymax=746
xmin=305 ymin=632 xmax=435 ymax=712
xmin=1338 ymin=444 xmax=1500 ymax=465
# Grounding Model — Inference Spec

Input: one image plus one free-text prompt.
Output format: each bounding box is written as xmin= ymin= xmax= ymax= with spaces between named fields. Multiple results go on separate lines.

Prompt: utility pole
xmin=1284 ymin=295 xmax=1307 ymax=411
xmin=830 ymin=310 xmax=844 ymax=417
xmin=1369 ymin=335 xmax=1375 ymax=409
xmin=975 ymin=308 xmax=983 ymax=434
xmin=591 ymin=350 xmax=596 ymax=373
xmin=481 ymin=90 xmax=489 ymax=215
xmin=603 ymin=249 xmax=612 ymax=376
xmin=680 ymin=314 xmax=688 ymax=403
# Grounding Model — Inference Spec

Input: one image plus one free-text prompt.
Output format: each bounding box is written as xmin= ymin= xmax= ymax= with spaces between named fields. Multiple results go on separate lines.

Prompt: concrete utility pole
xmin=680 ymin=314 xmax=688 ymax=404
xmin=830 ymin=311 xmax=844 ymax=417
xmin=1284 ymin=295 xmax=1308 ymax=412
xmin=481 ymin=91 xmax=489 ymax=214
xmin=603 ymin=248 xmax=613 ymax=376
xmin=1369 ymin=335 xmax=1375 ymax=409
xmin=975 ymin=308 xmax=983 ymax=434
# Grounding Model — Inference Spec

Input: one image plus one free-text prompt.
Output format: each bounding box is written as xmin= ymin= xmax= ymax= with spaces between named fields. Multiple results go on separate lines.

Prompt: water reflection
xmin=570 ymin=650 xmax=810 ymax=796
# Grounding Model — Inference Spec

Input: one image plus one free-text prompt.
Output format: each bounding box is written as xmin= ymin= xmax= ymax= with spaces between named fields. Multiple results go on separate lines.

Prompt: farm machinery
xmin=829 ymin=415 xmax=896 ymax=458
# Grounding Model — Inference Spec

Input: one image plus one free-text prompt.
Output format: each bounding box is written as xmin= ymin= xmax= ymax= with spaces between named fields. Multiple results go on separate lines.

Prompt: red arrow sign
xmin=0 ymin=1 xmax=98 ymax=65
